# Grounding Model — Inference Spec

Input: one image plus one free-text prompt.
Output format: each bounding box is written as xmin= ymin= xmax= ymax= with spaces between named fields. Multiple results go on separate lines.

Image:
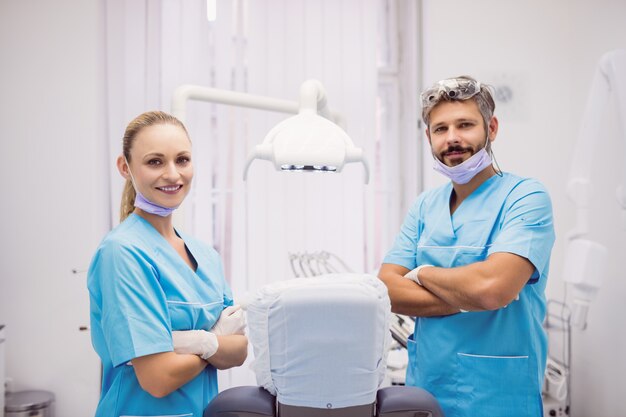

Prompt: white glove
xmin=404 ymin=264 xmax=433 ymax=286
xmin=211 ymin=305 xmax=246 ymax=335
xmin=172 ymin=330 xmax=219 ymax=360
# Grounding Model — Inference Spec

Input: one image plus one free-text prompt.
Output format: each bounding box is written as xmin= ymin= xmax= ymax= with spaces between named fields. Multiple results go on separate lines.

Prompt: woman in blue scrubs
xmin=379 ymin=77 xmax=555 ymax=417
xmin=88 ymin=111 xmax=248 ymax=417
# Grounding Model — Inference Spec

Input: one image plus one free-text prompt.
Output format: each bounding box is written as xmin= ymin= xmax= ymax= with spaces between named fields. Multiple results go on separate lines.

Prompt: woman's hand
xmin=171 ymin=329 xmax=248 ymax=370
xmin=211 ymin=305 xmax=246 ymax=335
xmin=172 ymin=330 xmax=219 ymax=360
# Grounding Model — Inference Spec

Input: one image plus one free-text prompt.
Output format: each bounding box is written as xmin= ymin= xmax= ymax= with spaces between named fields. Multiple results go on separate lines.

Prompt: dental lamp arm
xmin=567 ymin=49 xmax=626 ymax=238
xmin=171 ymin=85 xmax=299 ymax=123
xmin=172 ymin=81 xmax=343 ymax=126
xmin=347 ymin=146 xmax=370 ymax=183
xmin=608 ymin=50 xmax=626 ymax=213
xmin=561 ymin=50 xmax=625 ymax=329
xmin=299 ymin=79 xmax=331 ymax=119
xmin=566 ymin=57 xmax=611 ymax=239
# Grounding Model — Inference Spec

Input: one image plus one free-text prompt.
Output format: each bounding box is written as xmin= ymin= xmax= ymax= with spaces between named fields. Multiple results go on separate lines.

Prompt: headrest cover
xmin=247 ymin=274 xmax=391 ymax=409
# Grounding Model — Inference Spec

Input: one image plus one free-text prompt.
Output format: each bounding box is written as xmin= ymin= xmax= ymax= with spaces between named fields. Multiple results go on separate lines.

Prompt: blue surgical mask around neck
xmin=124 ymin=157 xmax=178 ymax=217
xmin=432 ymin=139 xmax=493 ymax=185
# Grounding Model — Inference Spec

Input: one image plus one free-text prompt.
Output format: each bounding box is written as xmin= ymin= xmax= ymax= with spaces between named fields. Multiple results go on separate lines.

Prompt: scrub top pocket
xmin=450 ymin=249 xmax=486 ymax=268
xmin=455 ymin=353 xmax=537 ymax=417
xmin=166 ymin=300 xmax=222 ymax=330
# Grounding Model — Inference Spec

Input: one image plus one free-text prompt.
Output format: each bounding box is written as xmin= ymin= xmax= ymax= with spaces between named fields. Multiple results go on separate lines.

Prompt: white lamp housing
xmin=244 ymin=79 xmax=368 ymax=182
xmin=243 ymin=112 xmax=368 ymax=180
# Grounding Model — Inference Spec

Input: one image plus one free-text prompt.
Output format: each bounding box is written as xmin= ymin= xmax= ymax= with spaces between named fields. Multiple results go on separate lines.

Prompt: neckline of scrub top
xmin=130 ymin=213 xmax=200 ymax=275
xmin=445 ymin=173 xmax=500 ymax=235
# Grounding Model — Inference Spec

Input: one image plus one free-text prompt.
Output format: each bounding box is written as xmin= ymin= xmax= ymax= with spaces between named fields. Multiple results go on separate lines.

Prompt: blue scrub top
xmin=384 ymin=173 xmax=555 ymax=417
xmin=88 ymin=213 xmax=233 ymax=417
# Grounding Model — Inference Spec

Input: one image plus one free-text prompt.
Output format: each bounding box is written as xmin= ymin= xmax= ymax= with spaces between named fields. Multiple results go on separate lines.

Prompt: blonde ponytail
xmin=120 ymin=179 xmax=136 ymax=222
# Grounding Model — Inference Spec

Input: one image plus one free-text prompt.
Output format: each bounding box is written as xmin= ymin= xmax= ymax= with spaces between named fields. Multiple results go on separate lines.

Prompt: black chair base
xmin=377 ymin=386 xmax=444 ymax=417
xmin=205 ymin=386 xmax=276 ymax=417
xmin=205 ymin=386 xmax=444 ymax=417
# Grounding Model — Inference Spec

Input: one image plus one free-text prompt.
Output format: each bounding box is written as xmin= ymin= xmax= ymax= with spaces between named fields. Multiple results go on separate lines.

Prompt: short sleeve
xmin=487 ymin=179 xmax=555 ymax=282
xmin=90 ymin=241 xmax=173 ymax=366
xmin=382 ymin=196 xmax=425 ymax=270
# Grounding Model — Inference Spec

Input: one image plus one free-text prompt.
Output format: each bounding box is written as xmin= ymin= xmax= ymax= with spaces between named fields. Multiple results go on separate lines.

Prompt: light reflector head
xmin=244 ymin=113 xmax=369 ymax=182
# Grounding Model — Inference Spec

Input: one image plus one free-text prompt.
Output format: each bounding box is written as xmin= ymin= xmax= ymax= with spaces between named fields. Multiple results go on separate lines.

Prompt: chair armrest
xmin=376 ymin=386 xmax=444 ymax=417
xmin=204 ymin=386 xmax=276 ymax=417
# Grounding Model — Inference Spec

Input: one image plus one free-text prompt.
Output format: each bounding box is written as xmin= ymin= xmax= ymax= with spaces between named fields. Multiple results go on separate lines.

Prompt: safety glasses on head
xmin=420 ymin=78 xmax=481 ymax=108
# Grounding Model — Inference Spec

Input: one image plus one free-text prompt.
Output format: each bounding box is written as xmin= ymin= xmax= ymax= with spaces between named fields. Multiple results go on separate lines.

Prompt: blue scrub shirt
xmin=384 ymin=173 xmax=555 ymax=417
xmin=88 ymin=213 xmax=233 ymax=417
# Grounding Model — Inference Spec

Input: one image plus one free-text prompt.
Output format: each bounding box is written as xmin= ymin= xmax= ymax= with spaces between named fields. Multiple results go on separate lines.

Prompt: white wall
xmin=420 ymin=1 xmax=626 ymax=416
xmin=1 ymin=1 xmax=624 ymax=416
xmin=2 ymin=0 xmax=406 ymax=414
xmin=0 ymin=0 xmax=105 ymax=415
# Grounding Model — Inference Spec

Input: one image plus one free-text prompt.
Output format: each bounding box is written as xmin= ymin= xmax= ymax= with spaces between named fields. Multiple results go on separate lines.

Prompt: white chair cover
xmin=247 ymin=274 xmax=391 ymax=409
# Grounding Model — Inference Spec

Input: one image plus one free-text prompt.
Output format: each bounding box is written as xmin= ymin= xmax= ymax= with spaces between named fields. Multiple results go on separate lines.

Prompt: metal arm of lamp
xmin=564 ymin=49 xmax=626 ymax=329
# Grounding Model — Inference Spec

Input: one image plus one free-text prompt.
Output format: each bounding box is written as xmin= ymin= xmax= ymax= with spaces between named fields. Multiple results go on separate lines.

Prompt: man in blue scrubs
xmin=379 ymin=76 xmax=555 ymax=417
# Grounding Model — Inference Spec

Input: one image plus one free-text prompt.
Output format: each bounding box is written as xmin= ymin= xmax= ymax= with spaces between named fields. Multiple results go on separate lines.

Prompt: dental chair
xmin=205 ymin=274 xmax=444 ymax=417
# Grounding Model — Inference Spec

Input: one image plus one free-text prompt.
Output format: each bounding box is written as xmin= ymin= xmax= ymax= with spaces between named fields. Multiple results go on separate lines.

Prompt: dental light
xmin=171 ymin=79 xmax=369 ymax=183
xmin=564 ymin=49 xmax=626 ymax=329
